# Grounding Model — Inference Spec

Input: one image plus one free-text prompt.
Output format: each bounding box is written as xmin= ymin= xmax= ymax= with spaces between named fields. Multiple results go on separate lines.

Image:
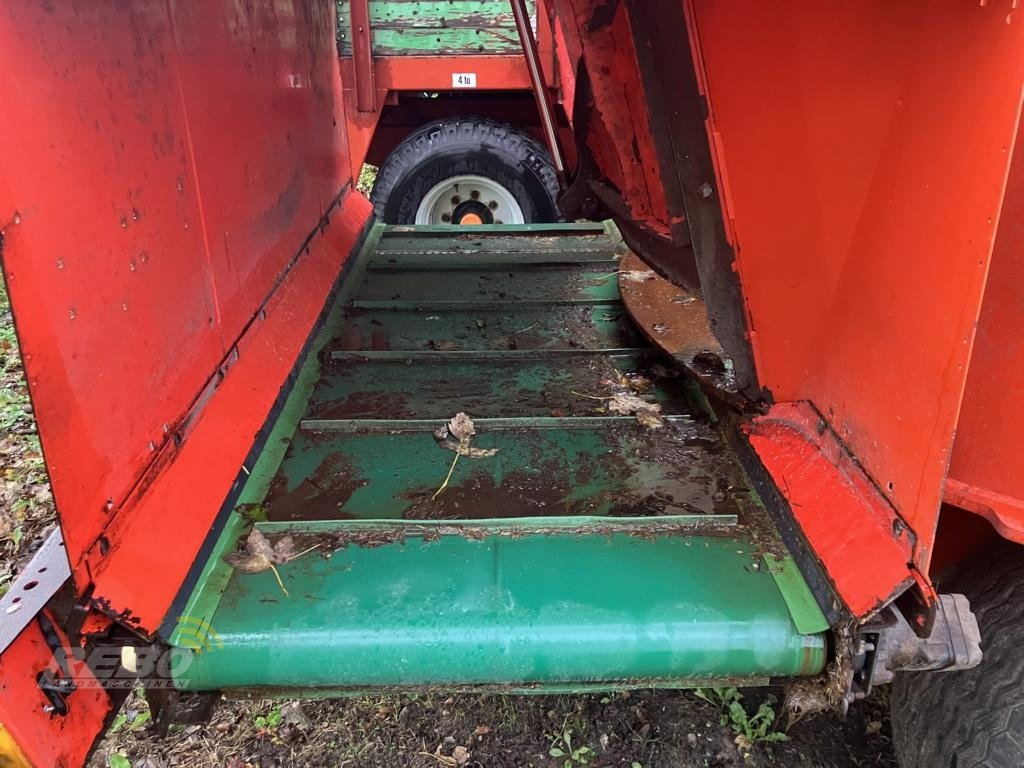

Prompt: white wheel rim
xmin=414 ymin=174 xmax=525 ymax=225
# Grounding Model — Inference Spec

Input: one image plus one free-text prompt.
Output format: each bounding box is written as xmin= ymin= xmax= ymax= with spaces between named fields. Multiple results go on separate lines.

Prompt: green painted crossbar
xmin=350 ymin=298 xmax=620 ymax=310
xmin=299 ymin=415 xmax=697 ymax=432
xmin=365 ymin=258 xmax=621 ymax=271
xmin=330 ymin=348 xmax=652 ymax=362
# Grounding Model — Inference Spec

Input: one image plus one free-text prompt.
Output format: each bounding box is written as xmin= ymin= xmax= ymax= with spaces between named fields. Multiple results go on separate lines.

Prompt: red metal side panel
xmin=0 ymin=3 xmax=224 ymax=569
xmin=0 ymin=617 xmax=112 ymax=767
xmin=164 ymin=2 xmax=346 ymax=347
xmin=745 ymin=403 xmax=916 ymax=617
xmin=946 ymin=108 xmax=1024 ymax=544
xmin=0 ymin=1 xmax=357 ymax=579
xmin=88 ymin=191 xmax=370 ymax=632
xmin=687 ymin=1 xmax=1024 ymax=569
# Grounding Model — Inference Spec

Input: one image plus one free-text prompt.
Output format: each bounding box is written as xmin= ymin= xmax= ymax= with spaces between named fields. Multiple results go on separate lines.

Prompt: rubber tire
xmin=370 ymin=118 xmax=560 ymax=224
xmin=891 ymin=540 xmax=1024 ymax=767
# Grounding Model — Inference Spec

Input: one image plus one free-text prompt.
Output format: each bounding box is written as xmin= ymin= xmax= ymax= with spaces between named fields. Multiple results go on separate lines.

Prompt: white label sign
xmin=452 ymin=72 xmax=477 ymax=88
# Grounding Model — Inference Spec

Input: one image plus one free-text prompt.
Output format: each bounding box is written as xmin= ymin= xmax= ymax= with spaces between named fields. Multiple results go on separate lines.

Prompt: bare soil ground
xmin=0 ymin=285 xmax=899 ymax=768
xmin=89 ymin=688 xmax=897 ymax=768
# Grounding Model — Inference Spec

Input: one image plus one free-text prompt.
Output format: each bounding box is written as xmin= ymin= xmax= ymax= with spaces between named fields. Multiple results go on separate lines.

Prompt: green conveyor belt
xmin=170 ymin=222 xmax=828 ymax=694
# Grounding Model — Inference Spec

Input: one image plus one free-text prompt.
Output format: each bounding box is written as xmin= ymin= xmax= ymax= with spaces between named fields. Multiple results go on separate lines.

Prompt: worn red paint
xmin=0 ymin=617 xmax=112 ymax=766
xmin=554 ymin=0 xmax=669 ymax=230
xmin=744 ymin=403 xmax=916 ymax=618
xmin=686 ymin=0 xmax=1024 ymax=574
xmin=0 ymin=1 xmax=356 ymax=582
xmin=87 ymin=191 xmax=370 ymax=632
xmin=350 ymin=0 xmax=377 ymax=112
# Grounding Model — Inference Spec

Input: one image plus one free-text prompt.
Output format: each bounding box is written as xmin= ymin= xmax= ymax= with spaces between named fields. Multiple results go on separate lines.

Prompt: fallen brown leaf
xmin=441 ymin=440 xmax=499 ymax=458
xmin=447 ymin=412 xmax=476 ymax=442
xmin=223 ymin=529 xmax=306 ymax=596
xmin=607 ymin=392 xmax=664 ymax=429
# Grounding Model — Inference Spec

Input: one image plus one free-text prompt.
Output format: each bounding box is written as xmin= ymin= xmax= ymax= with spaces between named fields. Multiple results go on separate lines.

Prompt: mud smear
xmin=263 ymin=452 xmax=363 ymax=522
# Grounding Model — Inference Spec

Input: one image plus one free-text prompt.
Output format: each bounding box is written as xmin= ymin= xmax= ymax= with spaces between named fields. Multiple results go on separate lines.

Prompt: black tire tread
xmin=891 ymin=540 xmax=1024 ymax=767
xmin=369 ymin=118 xmax=559 ymax=222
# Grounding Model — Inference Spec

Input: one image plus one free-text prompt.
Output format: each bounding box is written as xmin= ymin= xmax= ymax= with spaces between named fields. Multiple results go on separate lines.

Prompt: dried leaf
xmin=607 ymin=392 xmax=663 ymax=430
xmin=447 ymin=412 xmax=476 ymax=442
xmin=222 ymin=529 xmax=300 ymax=596
xmin=452 ymin=746 xmax=471 ymax=766
xmin=223 ymin=551 xmax=273 ymax=574
xmin=422 ymin=746 xmax=457 ymax=767
xmin=635 ymin=410 xmax=664 ymax=430
xmin=619 ymin=269 xmax=656 ymax=282
xmin=272 ymin=534 xmax=296 ymax=563
xmin=247 ymin=528 xmax=275 ymax=560
xmin=607 ymin=393 xmax=661 ymax=417
xmin=441 ymin=440 xmax=499 ymax=458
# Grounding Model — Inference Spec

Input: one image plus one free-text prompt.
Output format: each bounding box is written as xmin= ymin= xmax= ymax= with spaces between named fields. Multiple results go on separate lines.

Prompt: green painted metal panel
xmin=306 ymin=353 xmax=667 ymax=421
xmin=175 ymin=530 xmax=825 ymax=691
xmin=337 ymin=1 xmax=535 ymax=56
xmin=764 ymin=553 xmax=832 ymax=635
xmin=332 ymin=305 xmax=639 ymax=352
xmin=300 ymin=416 xmax=697 ymax=432
xmin=262 ymin=423 xmax=741 ymax=521
xmin=375 ymin=234 xmax=625 ymax=258
xmin=354 ymin=266 xmax=621 ymax=303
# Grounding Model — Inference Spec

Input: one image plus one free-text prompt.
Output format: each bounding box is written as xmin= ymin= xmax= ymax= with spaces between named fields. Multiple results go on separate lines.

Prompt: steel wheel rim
xmin=414 ymin=174 xmax=525 ymax=225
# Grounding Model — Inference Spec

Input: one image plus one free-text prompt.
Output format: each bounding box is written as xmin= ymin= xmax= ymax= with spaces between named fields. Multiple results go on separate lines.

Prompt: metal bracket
xmin=0 ymin=527 xmax=71 ymax=655
xmin=350 ymin=0 xmax=376 ymax=112
xmin=848 ymin=593 xmax=982 ymax=704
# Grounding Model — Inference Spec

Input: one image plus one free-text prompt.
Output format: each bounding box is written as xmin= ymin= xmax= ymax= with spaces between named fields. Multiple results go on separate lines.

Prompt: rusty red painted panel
xmin=555 ymin=0 xmax=668 ymax=230
xmin=688 ymin=0 xmax=1024 ymax=571
xmin=0 ymin=616 xmax=112 ymax=767
xmin=745 ymin=403 xmax=917 ymax=618
xmin=0 ymin=0 xmax=356 ymax=587
xmin=350 ymin=0 xmax=377 ymax=112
